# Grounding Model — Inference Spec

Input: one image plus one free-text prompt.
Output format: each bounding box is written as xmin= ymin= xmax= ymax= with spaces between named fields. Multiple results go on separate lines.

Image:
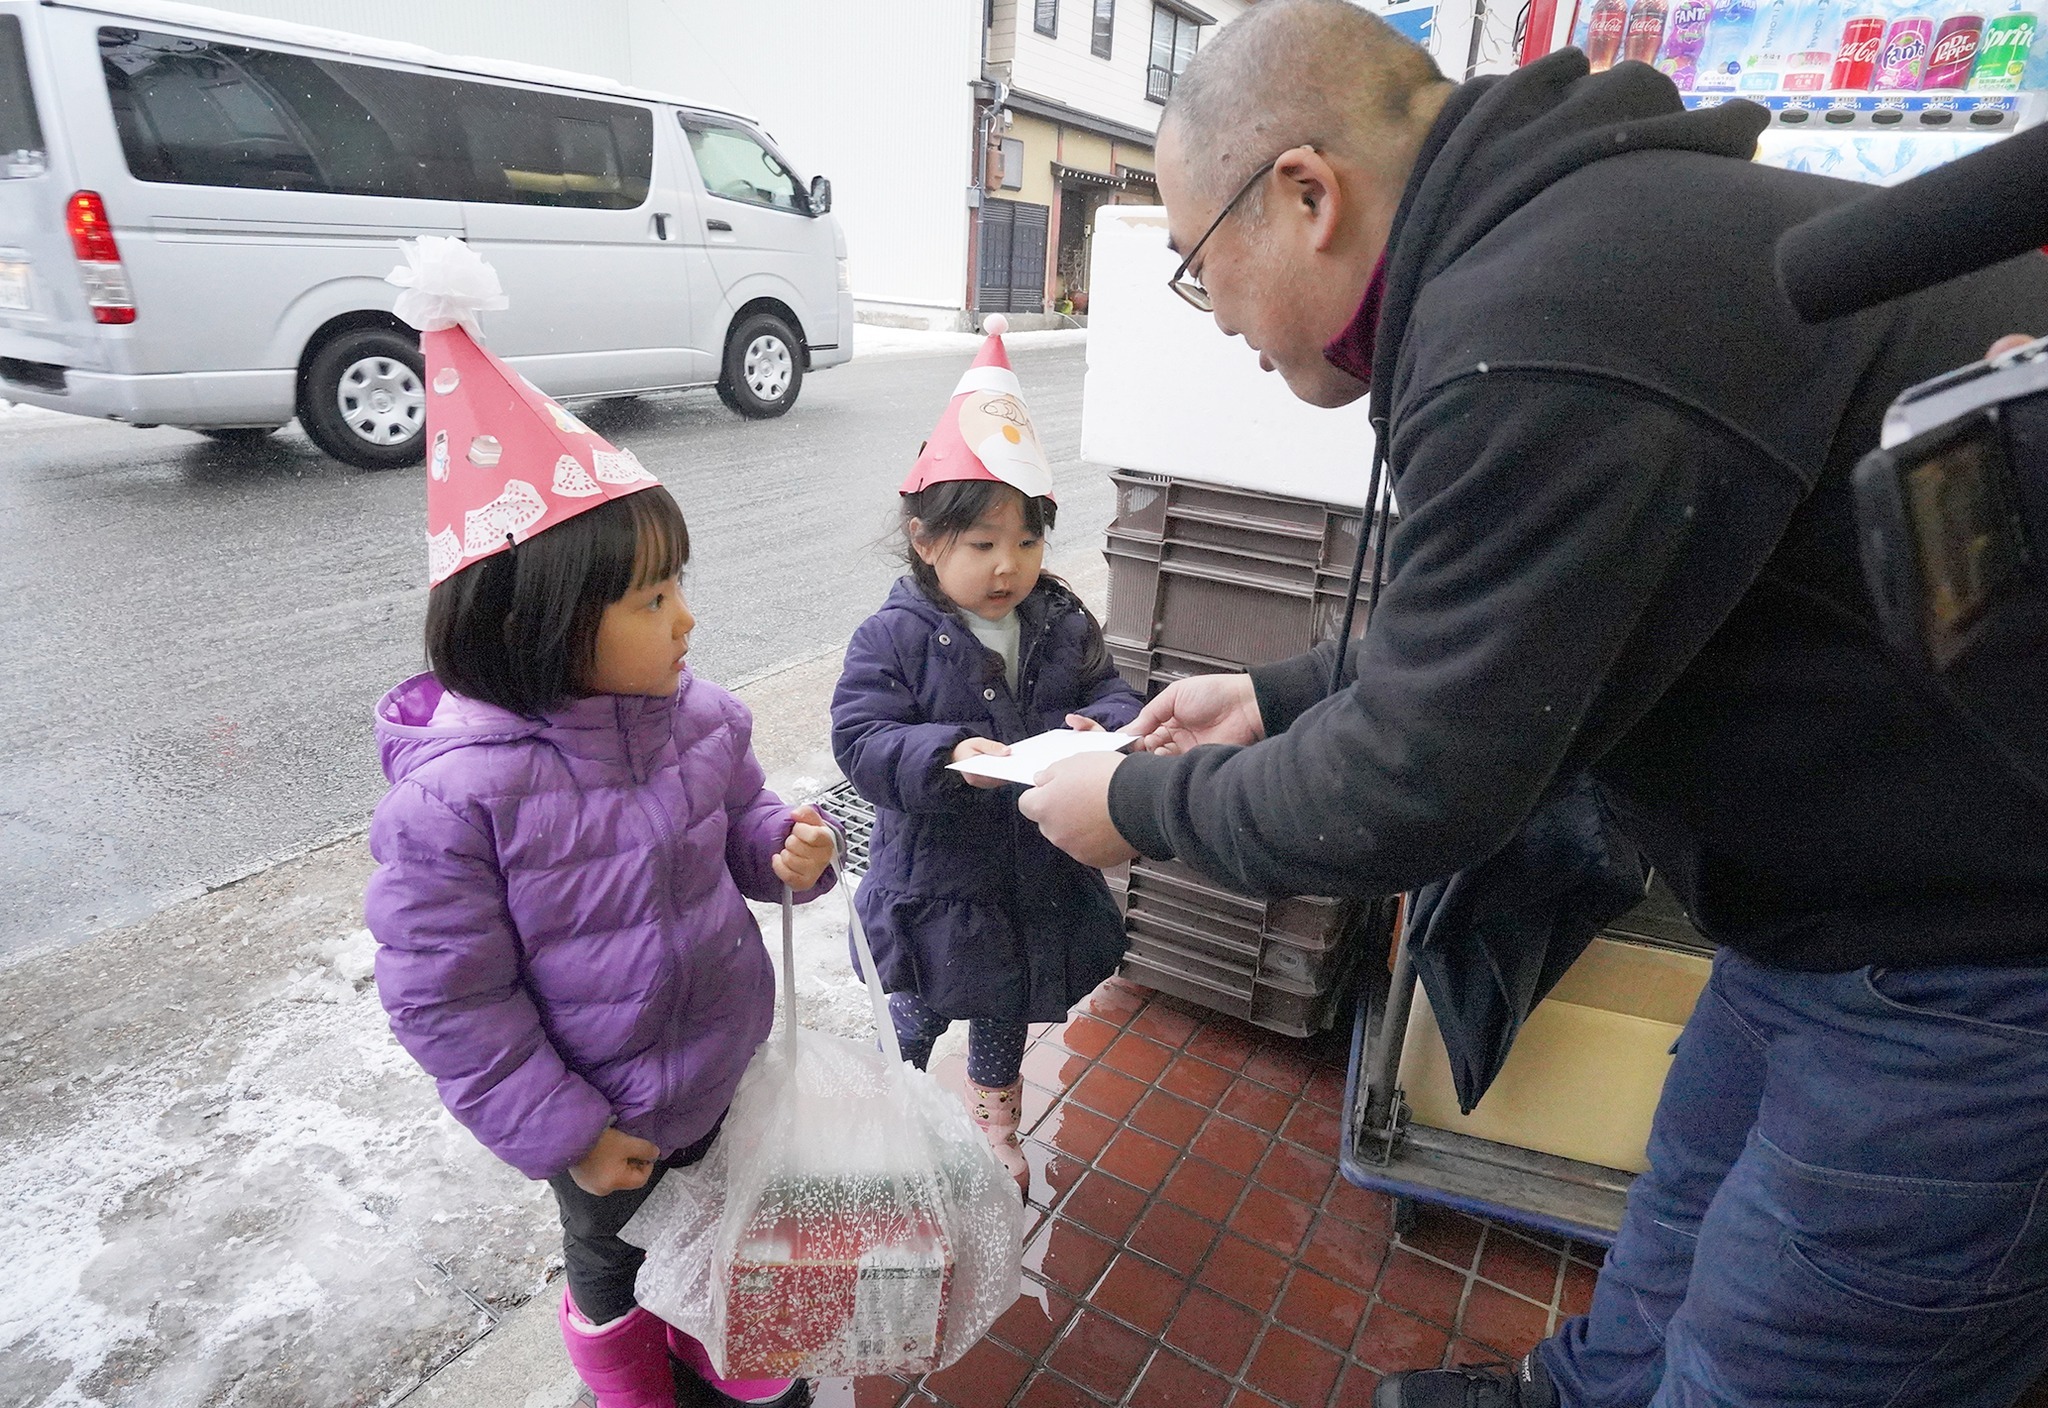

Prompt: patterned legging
xmin=887 ymin=991 xmax=1029 ymax=1088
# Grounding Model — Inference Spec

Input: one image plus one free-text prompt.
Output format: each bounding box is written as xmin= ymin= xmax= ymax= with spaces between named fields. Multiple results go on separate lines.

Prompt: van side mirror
xmin=806 ymin=175 xmax=832 ymax=217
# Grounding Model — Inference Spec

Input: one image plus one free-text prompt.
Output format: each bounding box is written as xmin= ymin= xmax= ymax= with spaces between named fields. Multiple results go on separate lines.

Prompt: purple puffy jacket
xmin=365 ymin=671 xmax=833 ymax=1181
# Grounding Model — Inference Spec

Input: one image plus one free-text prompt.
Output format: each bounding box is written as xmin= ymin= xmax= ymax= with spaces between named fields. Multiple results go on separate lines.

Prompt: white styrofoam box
xmin=1080 ymin=205 xmax=1377 ymax=509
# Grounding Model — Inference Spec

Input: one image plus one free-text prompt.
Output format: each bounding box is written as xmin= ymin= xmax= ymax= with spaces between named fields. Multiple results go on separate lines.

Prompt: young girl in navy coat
xmin=832 ymin=317 xmax=1143 ymax=1182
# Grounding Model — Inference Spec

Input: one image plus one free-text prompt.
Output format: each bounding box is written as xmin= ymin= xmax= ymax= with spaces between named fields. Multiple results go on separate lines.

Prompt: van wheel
xmin=301 ymin=327 xmax=426 ymax=470
xmin=196 ymin=426 xmax=280 ymax=447
xmin=717 ymin=312 xmax=803 ymax=419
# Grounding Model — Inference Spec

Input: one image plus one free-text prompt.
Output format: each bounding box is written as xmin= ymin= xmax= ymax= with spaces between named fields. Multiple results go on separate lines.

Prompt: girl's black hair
xmin=425 ymin=486 xmax=690 ymax=716
xmin=899 ymin=478 xmax=1111 ymax=678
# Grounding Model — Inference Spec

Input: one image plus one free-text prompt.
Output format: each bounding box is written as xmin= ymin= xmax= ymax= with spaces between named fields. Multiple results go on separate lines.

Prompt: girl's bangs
xmin=625 ymin=486 xmax=691 ymax=587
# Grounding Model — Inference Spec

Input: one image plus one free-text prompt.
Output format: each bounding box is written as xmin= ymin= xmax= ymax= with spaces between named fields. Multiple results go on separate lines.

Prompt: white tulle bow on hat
xmin=387 ymin=235 xmax=509 ymax=339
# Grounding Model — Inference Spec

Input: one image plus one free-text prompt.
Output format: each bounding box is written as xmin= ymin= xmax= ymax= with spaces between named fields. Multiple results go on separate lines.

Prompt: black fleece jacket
xmin=1108 ymin=52 xmax=2048 ymax=972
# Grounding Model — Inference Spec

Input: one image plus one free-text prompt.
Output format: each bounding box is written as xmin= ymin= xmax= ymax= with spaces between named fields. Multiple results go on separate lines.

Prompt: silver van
xmin=0 ymin=1 xmax=852 ymax=467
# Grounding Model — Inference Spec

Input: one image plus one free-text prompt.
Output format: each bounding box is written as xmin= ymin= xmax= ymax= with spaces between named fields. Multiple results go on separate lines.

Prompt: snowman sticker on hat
xmin=387 ymin=235 xmax=658 ymax=586
xmin=900 ymin=313 xmax=1055 ymax=499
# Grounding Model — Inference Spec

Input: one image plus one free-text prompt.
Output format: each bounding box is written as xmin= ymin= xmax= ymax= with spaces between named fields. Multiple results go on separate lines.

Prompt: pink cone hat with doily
xmin=900 ymin=313 xmax=1055 ymax=500
xmin=388 ymin=236 xmax=660 ymax=586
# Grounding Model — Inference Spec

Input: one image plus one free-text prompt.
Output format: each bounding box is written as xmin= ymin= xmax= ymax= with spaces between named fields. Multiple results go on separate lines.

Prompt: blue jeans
xmin=1541 ymin=949 xmax=2048 ymax=1407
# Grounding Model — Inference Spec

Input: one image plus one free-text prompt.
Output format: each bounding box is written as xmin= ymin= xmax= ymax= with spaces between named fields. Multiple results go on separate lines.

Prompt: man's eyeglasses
xmin=1167 ymin=151 xmax=1292 ymax=312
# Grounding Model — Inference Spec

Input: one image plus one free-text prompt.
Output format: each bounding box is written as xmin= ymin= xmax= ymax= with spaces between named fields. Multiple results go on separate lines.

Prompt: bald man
xmin=1017 ymin=2 xmax=2048 ymax=1404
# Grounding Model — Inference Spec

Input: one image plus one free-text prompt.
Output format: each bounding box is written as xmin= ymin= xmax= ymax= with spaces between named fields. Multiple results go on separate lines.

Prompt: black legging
xmin=887 ymin=991 xmax=1029 ymax=1087
xmin=546 ymin=1116 xmax=722 ymax=1324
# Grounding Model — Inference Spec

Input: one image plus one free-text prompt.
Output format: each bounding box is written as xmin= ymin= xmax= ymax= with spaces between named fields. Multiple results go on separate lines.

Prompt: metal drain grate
xmin=812 ymin=778 xmax=876 ymax=873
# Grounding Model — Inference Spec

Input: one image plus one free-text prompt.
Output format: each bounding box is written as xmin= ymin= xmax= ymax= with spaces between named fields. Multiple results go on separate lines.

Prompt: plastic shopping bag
xmin=621 ymin=855 xmax=1025 ymax=1378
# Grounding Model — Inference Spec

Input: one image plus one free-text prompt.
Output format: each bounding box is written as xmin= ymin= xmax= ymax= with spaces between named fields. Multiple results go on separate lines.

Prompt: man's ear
xmin=1276 ymin=146 xmax=1344 ymax=252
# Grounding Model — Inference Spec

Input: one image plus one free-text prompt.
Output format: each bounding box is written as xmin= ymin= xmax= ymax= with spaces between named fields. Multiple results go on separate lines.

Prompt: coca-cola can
xmin=1923 ymin=14 xmax=1985 ymax=87
xmin=1874 ymin=16 xmax=1935 ymax=90
xmin=1829 ymin=16 xmax=1888 ymax=89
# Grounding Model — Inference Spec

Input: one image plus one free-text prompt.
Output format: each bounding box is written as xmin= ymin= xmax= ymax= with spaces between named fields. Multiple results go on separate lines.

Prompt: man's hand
xmin=773 ymin=804 xmax=834 ymax=890
xmin=952 ymin=736 xmax=1012 ymax=789
xmin=569 ymin=1126 xmax=660 ymax=1196
xmin=1125 ymin=674 xmax=1264 ymax=756
xmin=1989 ymin=335 xmax=2037 ymax=360
xmin=1019 ymin=751 xmax=1138 ymax=868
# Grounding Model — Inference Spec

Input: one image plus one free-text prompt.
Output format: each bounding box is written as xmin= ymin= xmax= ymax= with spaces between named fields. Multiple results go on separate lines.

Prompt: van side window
xmin=0 ymin=16 xmax=48 ymax=177
xmin=99 ymin=27 xmax=653 ymax=210
xmin=680 ymin=119 xmax=805 ymax=213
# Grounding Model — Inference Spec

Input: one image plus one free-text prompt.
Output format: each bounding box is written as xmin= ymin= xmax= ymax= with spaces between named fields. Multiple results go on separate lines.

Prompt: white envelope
xmin=945 ymin=727 xmax=1135 ymax=786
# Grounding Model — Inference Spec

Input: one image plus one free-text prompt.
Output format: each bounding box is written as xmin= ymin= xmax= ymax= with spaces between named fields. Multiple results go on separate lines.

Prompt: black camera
xmin=1776 ymin=125 xmax=2048 ymax=801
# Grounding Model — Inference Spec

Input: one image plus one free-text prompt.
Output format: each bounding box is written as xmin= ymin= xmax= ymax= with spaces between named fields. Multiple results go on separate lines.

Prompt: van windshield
xmin=0 ymin=16 xmax=47 ymax=178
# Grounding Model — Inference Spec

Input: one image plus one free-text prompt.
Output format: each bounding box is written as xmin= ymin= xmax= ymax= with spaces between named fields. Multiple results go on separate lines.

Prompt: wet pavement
xmin=0 ymin=337 xmax=1099 ymax=958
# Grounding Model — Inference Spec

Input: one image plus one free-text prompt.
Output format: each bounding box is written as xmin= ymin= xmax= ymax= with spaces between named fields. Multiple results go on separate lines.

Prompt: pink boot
xmin=667 ymin=1327 xmax=809 ymax=1406
xmin=558 ymin=1290 xmax=677 ymax=1408
xmin=968 ymin=1079 xmax=1031 ymax=1192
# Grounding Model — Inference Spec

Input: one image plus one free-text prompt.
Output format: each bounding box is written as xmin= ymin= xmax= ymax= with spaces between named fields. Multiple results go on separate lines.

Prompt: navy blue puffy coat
xmin=831 ymin=576 xmax=1143 ymax=1021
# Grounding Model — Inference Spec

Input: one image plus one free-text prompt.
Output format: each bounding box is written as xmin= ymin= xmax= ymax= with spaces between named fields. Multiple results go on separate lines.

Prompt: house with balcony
xmin=975 ymin=0 xmax=1253 ymax=318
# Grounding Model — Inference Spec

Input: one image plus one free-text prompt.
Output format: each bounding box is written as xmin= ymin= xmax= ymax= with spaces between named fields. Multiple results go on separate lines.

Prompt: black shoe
xmin=1373 ymin=1354 xmax=1556 ymax=1408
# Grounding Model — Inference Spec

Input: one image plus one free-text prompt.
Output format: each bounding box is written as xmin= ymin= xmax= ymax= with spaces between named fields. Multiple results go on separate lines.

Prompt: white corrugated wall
xmin=621 ymin=0 xmax=981 ymax=311
xmin=190 ymin=0 xmax=982 ymax=311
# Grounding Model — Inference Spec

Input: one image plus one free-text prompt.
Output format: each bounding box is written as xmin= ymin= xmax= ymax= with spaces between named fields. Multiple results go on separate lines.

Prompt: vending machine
xmin=1559 ymin=0 xmax=2045 ymax=181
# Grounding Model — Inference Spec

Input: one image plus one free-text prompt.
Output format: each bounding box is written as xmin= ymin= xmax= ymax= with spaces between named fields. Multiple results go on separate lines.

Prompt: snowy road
xmin=0 ymin=331 xmax=1096 ymax=959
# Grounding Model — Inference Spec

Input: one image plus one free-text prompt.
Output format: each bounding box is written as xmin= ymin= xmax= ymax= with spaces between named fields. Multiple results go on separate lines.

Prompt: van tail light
xmin=65 ymin=191 xmax=135 ymax=325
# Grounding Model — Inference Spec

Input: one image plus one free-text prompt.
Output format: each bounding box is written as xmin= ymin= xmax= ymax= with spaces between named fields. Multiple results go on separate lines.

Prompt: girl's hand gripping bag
xmin=621 ymin=840 xmax=1025 ymax=1378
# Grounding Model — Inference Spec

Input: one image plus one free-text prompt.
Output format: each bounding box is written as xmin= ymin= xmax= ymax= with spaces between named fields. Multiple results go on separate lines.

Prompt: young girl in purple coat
xmin=366 ymin=253 xmax=832 ymax=1408
xmin=831 ymin=319 xmax=1142 ymax=1182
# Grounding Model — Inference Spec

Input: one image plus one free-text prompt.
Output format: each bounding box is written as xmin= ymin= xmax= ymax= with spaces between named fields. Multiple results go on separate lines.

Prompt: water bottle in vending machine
xmin=1742 ymin=0 xmax=1796 ymax=87
xmin=1697 ymin=0 xmax=1761 ymax=86
xmin=1783 ymin=0 xmax=1844 ymax=86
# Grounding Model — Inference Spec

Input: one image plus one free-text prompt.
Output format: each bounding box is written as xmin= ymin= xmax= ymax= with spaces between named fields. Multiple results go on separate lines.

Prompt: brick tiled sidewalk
xmin=858 ymin=978 xmax=1604 ymax=1408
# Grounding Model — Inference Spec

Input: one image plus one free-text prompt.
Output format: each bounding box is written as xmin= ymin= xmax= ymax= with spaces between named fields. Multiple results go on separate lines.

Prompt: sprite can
xmin=1968 ymin=10 xmax=2038 ymax=90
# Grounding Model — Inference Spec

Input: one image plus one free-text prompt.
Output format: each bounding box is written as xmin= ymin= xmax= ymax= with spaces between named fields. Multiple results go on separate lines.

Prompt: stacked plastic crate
xmin=1100 ymin=469 xmax=1396 ymax=1038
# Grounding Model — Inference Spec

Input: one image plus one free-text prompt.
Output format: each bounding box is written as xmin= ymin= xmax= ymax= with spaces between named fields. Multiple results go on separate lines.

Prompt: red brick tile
xmin=1051 ymin=1014 xmax=1120 ymax=1060
xmin=1164 ymin=1156 xmax=1246 ymax=1222
xmin=1014 ymin=1371 xmax=1098 ymax=1408
xmin=1559 ymin=1259 xmax=1598 ymax=1321
xmin=1097 ymin=1128 xmax=1179 ymax=1189
xmin=1187 ymin=1019 xmax=1259 ymax=1071
xmin=1035 ymin=1103 xmax=1119 ymax=1163
xmin=1229 ymin=1393 xmax=1286 ymax=1408
xmin=1246 ymin=1327 xmax=1345 ymax=1408
xmin=1023 ymin=1219 xmax=1117 ymax=1297
xmin=1279 ymin=1100 xmax=1344 ymax=1156
xmin=1256 ymin=1143 xmax=1336 ymax=1207
xmin=1048 ymin=1309 xmax=1153 ymax=1400
xmin=1331 ymin=1363 xmax=1386 ymax=1408
xmin=1062 ymin=1171 xmax=1149 ymax=1242
xmin=1569 ymin=1240 xmax=1607 ymax=1268
xmin=1080 ymin=980 xmax=1146 ymax=1026
xmin=1164 ymin=1288 xmax=1262 ymax=1377
xmin=1242 ymin=1046 xmax=1316 ymax=1096
xmin=853 ymin=1377 xmax=909 ymax=1408
xmin=1021 ymin=1139 xmax=1089 ymax=1212
xmin=922 ymin=1337 xmax=1034 ymax=1408
xmin=1353 ymin=1304 xmax=1451 ymax=1376
xmin=1195 ymin=1232 xmax=1290 ymax=1314
xmin=1460 ymin=1283 xmax=1550 ymax=1357
xmin=990 ymin=1279 xmax=1076 ymax=1357
xmin=1479 ymin=1229 xmax=1565 ymax=1305
xmin=1447 ymin=1337 xmax=1516 ymax=1368
xmin=1022 ymin=1040 xmax=1092 ymax=1095
xmin=1274 ymin=1268 xmax=1371 ymax=1350
xmin=1400 ymin=1206 xmax=1486 ymax=1271
xmin=1194 ymin=1115 xmax=1273 ymax=1177
xmin=1103 ymin=1032 xmax=1176 ymax=1083
xmin=1161 ymin=1054 xmax=1236 ymax=1106
xmin=1131 ymin=1351 xmax=1233 ymax=1408
xmin=1377 ymin=1248 xmax=1468 ymax=1327
xmin=1299 ymin=1216 xmax=1391 ymax=1293
xmin=1070 ymin=1065 xmax=1148 ymax=1122
xmin=1303 ymin=1065 xmax=1349 ymax=1111
xmin=1323 ymin=1180 xmax=1396 ymax=1238
xmin=1130 ymin=1199 xmax=1221 ymax=1276
xmin=1130 ymin=1089 xmax=1208 ymax=1145
xmin=1095 ymin=1252 xmax=1187 ymax=1336
xmin=1131 ymin=1001 xmax=1201 ymax=1049
xmin=1220 ymin=1078 xmax=1294 ymax=1134
xmin=1231 ymin=1185 xmax=1316 ymax=1257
